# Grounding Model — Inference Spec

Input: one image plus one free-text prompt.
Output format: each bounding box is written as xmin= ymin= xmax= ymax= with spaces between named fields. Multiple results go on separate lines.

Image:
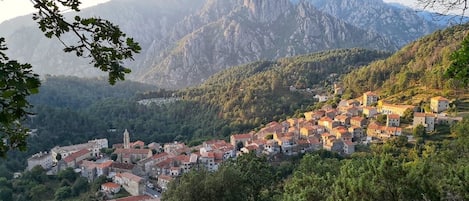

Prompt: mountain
xmin=341 ymin=24 xmax=469 ymax=104
xmin=308 ymin=0 xmax=445 ymax=47
xmin=140 ymin=0 xmax=397 ymax=88
xmin=6 ymin=0 xmax=460 ymax=89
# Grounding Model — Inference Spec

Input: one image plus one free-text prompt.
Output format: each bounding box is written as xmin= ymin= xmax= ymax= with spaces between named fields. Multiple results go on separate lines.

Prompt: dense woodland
xmin=1 ymin=24 xmax=469 ymax=200
xmin=342 ymin=24 xmax=469 ymax=102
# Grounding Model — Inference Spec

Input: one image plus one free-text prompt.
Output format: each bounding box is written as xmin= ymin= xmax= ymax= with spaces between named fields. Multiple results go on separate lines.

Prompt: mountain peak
xmin=243 ymin=0 xmax=292 ymax=22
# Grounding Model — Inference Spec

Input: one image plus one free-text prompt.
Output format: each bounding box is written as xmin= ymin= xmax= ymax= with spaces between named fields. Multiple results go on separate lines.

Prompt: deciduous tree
xmin=0 ymin=0 xmax=141 ymax=157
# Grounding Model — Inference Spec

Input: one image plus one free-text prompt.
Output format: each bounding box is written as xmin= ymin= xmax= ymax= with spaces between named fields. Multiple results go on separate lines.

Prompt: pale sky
xmin=0 ymin=0 xmax=110 ymax=23
xmin=0 ymin=0 xmax=446 ymax=23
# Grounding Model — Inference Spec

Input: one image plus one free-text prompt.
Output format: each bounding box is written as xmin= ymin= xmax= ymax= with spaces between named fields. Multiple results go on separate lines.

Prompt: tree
xmin=417 ymin=0 xmax=469 ymax=16
xmin=58 ymin=167 xmax=78 ymax=184
xmin=417 ymin=0 xmax=469 ymax=85
xmin=413 ymin=124 xmax=426 ymax=138
xmin=54 ymin=186 xmax=71 ymax=200
xmin=446 ymin=34 xmax=469 ymax=85
xmin=0 ymin=0 xmax=141 ymax=157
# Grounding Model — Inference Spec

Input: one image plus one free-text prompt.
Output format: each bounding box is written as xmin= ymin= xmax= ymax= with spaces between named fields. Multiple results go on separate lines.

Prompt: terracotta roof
xmin=383 ymin=126 xmax=402 ymax=132
xmin=156 ymin=158 xmax=173 ymax=168
xmin=131 ymin=140 xmax=145 ymax=148
xmin=97 ymin=160 xmax=113 ymax=169
xmin=335 ymin=115 xmax=349 ymax=121
xmin=388 ymin=114 xmax=400 ymax=119
xmin=319 ymin=117 xmax=333 ymax=122
xmin=367 ymin=122 xmax=381 ymax=129
xmin=117 ymin=172 xmax=143 ymax=183
xmin=174 ymin=155 xmax=190 ymax=163
xmin=102 ymin=182 xmax=120 ymax=189
xmin=351 ymin=116 xmax=365 ymax=121
xmin=344 ymin=141 xmax=354 ymax=146
xmin=63 ymin=149 xmax=90 ymax=163
xmin=364 ymin=91 xmax=377 ymax=96
xmin=152 ymin=152 xmax=169 ymax=160
xmin=244 ymin=144 xmax=258 ymax=151
xmin=231 ymin=134 xmax=252 ymax=140
xmin=80 ymin=160 xmax=97 ymax=169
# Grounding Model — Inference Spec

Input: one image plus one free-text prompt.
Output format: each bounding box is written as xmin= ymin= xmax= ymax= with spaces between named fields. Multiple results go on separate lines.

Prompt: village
xmin=24 ymin=84 xmax=462 ymax=201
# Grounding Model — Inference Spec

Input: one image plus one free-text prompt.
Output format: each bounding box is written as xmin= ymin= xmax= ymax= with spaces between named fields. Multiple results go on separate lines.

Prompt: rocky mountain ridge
xmin=0 ymin=0 xmax=449 ymax=89
xmin=308 ymin=0 xmax=444 ymax=46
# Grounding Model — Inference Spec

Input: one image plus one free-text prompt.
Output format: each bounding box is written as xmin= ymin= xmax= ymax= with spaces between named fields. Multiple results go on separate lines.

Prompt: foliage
xmin=0 ymin=0 xmax=141 ymax=157
xmin=0 ymin=38 xmax=40 ymax=157
xmin=446 ymin=33 xmax=469 ymax=85
xmin=163 ymin=153 xmax=278 ymax=201
xmin=31 ymin=0 xmax=141 ymax=84
xmin=342 ymin=24 xmax=469 ymax=99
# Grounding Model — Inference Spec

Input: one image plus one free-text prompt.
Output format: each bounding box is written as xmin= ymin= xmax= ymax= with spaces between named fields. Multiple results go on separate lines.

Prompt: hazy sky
xmin=0 ymin=0 xmax=432 ymax=23
xmin=0 ymin=0 xmax=110 ymax=23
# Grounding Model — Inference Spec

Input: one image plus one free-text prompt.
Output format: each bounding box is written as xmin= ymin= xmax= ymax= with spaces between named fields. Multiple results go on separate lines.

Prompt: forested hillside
xmin=342 ymin=24 xmax=469 ymax=103
xmin=179 ymin=49 xmax=390 ymax=127
xmin=0 ymin=48 xmax=388 ymax=176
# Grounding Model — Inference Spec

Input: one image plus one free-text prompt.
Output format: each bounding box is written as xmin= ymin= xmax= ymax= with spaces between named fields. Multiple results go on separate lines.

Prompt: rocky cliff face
xmin=140 ymin=0 xmax=396 ymax=88
xmin=1 ymin=0 xmax=438 ymax=89
xmin=308 ymin=0 xmax=443 ymax=46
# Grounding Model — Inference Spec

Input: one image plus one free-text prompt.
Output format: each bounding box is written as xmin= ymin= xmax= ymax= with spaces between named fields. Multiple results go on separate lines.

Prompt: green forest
xmin=2 ymin=24 xmax=469 ymax=201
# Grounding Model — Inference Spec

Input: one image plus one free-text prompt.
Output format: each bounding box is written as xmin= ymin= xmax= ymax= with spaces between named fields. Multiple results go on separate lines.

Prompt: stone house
xmin=413 ymin=112 xmax=436 ymax=132
xmin=430 ymin=96 xmax=450 ymax=113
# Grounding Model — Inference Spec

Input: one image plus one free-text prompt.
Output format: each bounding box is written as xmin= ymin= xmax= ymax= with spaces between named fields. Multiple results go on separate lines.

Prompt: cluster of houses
xmin=25 ymin=88 xmax=462 ymax=201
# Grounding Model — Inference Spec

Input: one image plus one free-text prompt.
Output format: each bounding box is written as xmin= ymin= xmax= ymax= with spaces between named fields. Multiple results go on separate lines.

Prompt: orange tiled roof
xmin=231 ymin=134 xmax=252 ymax=140
xmin=102 ymin=182 xmax=120 ymax=189
xmin=388 ymin=114 xmax=400 ymax=119
xmin=97 ymin=160 xmax=113 ymax=169
xmin=63 ymin=149 xmax=90 ymax=163
xmin=152 ymin=152 xmax=169 ymax=159
xmin=117 ymin=172 xmax=143 ymax=183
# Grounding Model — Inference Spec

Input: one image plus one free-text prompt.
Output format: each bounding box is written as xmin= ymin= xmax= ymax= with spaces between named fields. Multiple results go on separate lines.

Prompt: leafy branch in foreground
xmin=0 ymin=38 xmax=41 ymax=157
xmin=0 ymin=0 xmax=141 ymax=157
xmin=31 ymin=0 xmax=141 ymax=84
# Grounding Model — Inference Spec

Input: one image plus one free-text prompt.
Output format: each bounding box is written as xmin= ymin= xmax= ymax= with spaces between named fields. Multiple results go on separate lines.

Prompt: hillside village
xmin=24 ymin=85 xmax=463 ymax=201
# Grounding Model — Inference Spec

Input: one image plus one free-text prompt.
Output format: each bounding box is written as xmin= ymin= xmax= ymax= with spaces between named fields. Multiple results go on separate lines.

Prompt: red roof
xmin=231 ymin=134 xmax=252 ymax=140
xmin=102 ymin=182 xmax=120 ymax=189
xmin=116 ymin=172 xmax=143 ymax=183
xmin=131 ymin=140 xmax=145 ymax=148
xmin=175 ymin=155 xmax=190 ymax=163
xmin=63 ymin=149 xmax=90 ymax=163
xmin=97 ymin=160 xmax=113 ymax=169
xmin=388 ymin=114 xmax=400 ymax=119
xmin=152 ymin=152 xmax=169 ymax=160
